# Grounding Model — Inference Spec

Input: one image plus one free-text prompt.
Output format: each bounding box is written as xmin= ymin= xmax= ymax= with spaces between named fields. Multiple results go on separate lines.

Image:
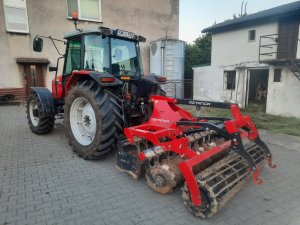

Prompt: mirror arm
xmin=36 ymin=35 xmax=66 ymax=44
xmin=35 ymin=35 xmax=66 ymax=56
xmin=50 ymin=37 xmax=64 ymax=56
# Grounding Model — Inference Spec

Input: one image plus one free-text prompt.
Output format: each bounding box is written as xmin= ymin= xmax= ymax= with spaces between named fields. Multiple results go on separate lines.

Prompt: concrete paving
xmin=0 ymin=105 xmax=300 ymax=225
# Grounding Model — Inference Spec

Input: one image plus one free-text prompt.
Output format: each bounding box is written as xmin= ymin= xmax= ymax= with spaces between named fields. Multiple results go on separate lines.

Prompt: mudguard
xmin=88 ymin=72 xmax=123 ymax=87
xmin=141 ymin=74 xmax=165 ymax=84
xmin=64 ymin=71 xmax=123 ymax=96
xmin=30 ymin=87 xmax=56 ymax=117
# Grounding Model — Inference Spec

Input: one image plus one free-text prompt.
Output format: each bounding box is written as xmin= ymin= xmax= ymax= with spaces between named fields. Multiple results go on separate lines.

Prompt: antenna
xmin=244 ymin=2 xmax=248 ymax=15
xmin=241 ymin=1 xmax=244 ymax=17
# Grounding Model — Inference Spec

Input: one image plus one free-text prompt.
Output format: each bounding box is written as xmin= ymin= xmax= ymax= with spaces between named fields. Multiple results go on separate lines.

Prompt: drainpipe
xmin=161 ymin=40 xmax=165 ymax=76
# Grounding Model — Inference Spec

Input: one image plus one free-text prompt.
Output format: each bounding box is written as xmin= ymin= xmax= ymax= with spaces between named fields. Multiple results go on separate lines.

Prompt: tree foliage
xmin=184 ymin=33 xmax=212 ymax=80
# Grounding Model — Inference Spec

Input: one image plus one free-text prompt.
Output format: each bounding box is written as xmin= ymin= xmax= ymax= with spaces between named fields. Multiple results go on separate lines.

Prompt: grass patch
xmin=180 ymin=102 xmax=300 ymax=137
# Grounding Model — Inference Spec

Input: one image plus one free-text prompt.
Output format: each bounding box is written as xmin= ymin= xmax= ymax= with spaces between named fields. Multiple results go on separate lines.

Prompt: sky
xmin=179 ymin=0 xmax=298 ymax=43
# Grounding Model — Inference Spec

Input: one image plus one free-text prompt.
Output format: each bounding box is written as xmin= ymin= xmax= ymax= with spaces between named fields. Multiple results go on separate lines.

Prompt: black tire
xmin=26 ymin=91 xmax=55 ymax=134
xmin=151 ymin=84 xmax=166 ymax=96
xmin=64 ymin=80 xmax=123 ymax=159
xmin=140 ymin=85 xmax=165 ymax=123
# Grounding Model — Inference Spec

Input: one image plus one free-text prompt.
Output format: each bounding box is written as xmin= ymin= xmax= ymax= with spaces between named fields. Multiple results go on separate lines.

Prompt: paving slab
xmin=0 ymin=105 xmax=300 ymax=225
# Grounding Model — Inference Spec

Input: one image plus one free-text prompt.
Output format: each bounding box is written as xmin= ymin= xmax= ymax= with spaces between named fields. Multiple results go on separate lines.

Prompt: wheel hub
xmin=70 ymin=97 xmax=97 ymax=146
xmin=33 ymin=108 xmax=39 ymax=117
xmin=83 ymin=115 xmax=91 ymax=126
xmin=29 ymin=100 xmax=40 ymax=127
xmin=154 ymin=174 xmax=166 ymax=187
xmin=145 ymin=160 xmax=183 ymax=194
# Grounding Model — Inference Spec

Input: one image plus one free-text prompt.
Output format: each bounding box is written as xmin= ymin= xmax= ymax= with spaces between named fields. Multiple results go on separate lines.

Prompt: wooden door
xmin=277 ymin=20 xmax=299 ymax=59
xmin=24 ymin=64 xmax=45 ymax=96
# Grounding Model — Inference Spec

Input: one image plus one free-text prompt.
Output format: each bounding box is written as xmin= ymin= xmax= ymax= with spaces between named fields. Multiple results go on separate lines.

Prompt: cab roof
xmin=63 ymin=27 xmax=146 ymax=42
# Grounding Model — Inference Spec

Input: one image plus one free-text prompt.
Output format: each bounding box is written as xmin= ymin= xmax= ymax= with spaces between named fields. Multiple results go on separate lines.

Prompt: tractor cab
xmin=63 ymin=27 xmax=145 ymax=78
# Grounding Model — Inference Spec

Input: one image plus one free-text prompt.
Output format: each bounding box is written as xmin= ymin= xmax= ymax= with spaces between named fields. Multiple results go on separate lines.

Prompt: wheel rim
xmin=70 ymin=97 xmax=97 ymax=146
xmin=29 ymin=100 xmax=40 ymax=127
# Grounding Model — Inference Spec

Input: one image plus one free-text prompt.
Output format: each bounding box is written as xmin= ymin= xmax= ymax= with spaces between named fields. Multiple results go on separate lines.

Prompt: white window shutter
xmin=3 ymin=0 xmax=29 ymax=33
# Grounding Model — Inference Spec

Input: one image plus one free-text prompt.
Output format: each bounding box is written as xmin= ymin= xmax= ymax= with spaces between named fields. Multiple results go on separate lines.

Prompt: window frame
xmin=66 ymin=0 xmax=102 ymax=22
xmin=248 ymin=30 xmax=256 ymax=42
xmin=224 ymin=70 xmax=236 ymax=90
xmin=3 ymin=0 xmax=30 ymax=34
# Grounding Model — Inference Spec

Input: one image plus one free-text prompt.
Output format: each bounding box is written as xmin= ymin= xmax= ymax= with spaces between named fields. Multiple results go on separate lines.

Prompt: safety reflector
xmin=100 ymin=77 xmax=115 ymax=82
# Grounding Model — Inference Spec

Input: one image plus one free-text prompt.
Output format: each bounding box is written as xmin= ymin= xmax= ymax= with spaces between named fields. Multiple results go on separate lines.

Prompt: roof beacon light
xmin=72 ymin=11 xmax=79 ymax=21
xmin=72 ymin=11 xmax=82 ymax=32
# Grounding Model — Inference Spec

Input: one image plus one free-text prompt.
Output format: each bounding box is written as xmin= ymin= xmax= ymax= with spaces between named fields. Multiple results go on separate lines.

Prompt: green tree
xmin=184 ymin=33 xmax=212 ymax=80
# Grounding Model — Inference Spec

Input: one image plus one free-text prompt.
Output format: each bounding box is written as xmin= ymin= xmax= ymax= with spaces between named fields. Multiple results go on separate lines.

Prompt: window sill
xmin=6 ymin=30 xmax=29 ymax=35
xmin=67 ymin=17 xmax=102 ymax=23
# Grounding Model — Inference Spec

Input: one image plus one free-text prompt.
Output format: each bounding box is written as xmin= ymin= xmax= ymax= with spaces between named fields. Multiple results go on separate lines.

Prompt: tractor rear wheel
xmin=26 ymin=91 xmax=55 ymax=134
xmin=64 ymin=80 xmax=123 ymax=159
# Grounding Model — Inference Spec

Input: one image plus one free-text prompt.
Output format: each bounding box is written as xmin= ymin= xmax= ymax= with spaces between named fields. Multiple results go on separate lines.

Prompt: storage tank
xmin=150 ymin=37 xmax=185 ymax=98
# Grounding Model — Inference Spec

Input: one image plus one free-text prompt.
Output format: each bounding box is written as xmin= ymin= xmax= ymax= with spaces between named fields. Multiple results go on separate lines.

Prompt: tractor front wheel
xmin=26 ymin=91 xmax=55 ymax=134
xmin=64 ymin=80 xmax=123 ymax=159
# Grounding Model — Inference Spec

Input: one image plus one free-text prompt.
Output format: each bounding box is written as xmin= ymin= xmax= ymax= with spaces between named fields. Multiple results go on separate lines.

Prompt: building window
xmin=249 ymin=30 xmax=256 ymax=41
xmin=274 ymin=69 xmax=282 ymax=82
xmin=224 ymin=71 xmax=236 ymax=90
xmin=3 ymin=0 xmax=29 ymax=33
xmin=66 ymin=0 xmax=102 ymax=22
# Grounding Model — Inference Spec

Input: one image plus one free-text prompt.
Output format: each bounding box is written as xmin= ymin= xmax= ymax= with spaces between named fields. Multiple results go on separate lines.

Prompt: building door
xmin=277 ymin=19 xmax=299 ymax=59
xmin=24 ymin=64 xmax=45 ymax=96
xmin=246 ymin=69 xmax=269 ymax=112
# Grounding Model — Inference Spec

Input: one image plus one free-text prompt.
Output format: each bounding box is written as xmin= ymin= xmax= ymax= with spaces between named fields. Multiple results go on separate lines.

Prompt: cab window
xmin=64 ymin=38 xmax=81 ymax=75
xmin=84 ymin=35 xmax=110 ymax=72
xmin=111 ymin=38 xmax=139 ymax=75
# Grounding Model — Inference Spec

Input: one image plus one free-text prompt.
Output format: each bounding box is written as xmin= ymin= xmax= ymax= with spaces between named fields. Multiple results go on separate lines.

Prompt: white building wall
xmin=194 ymin=22 xmax=278 ymax=108
xmin=193 ymin=65 xmax=247 ymax=107
xmin=0 ymin=0 xmax=179 ymax=91
xmin=193 ymin=65 xmax=223 ymax=101
xmin=211 ymin=22 xmax=278 ymax=66
xmin=267 ymin=67 xmax=300 ymax=117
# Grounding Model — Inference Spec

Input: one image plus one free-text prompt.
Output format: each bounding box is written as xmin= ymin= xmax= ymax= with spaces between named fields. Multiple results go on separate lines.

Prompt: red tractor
xmin=27 ymin=17 xmax=275 ymax=218
xmin=27 ymin=19 xmax=165 ymax=159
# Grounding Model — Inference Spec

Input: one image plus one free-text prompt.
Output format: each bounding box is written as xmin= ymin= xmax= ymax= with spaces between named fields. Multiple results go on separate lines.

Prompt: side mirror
xmin=33 ymin=37 xmax=43 ymax=52
xmin=49 ymin=66 xmax=57 ymax=72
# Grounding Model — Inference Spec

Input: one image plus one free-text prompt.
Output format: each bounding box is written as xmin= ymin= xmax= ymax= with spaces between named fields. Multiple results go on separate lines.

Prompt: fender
xmin=141 ymin=74 xmax=166 ymax=84
xmin=65 ymin=70 xmax=123 ymax=96
xmin=137 ymin=74 xmax=166 ymax=97
xmin=30 ymin=87 xmax=56 ymax=117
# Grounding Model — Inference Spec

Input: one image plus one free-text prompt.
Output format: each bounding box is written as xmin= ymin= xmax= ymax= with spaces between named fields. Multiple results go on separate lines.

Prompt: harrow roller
xmin=182 ymin=143 xmax=266 ymax=218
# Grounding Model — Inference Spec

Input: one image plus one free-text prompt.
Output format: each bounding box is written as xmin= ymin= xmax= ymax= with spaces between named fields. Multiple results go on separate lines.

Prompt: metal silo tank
xmin=150 ymin=37 xmax=185 ymax=98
